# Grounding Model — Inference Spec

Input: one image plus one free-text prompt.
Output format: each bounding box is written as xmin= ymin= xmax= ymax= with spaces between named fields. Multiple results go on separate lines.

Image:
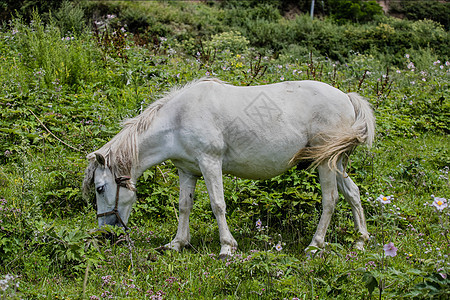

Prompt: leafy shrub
xmin=0 ymin=0 xmax=64 ymax=21
xmin=207 ymin=31 xmax=250 ymax=55
xmin=53 ymin=0 xmax=86 ymax=35
xmin=328 ymin=0 xmax=384 ymax=24
xmin=389 ymin=0 xmax=450 ymax=30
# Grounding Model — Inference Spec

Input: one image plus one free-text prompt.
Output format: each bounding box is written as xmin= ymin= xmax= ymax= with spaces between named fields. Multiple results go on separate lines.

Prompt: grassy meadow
xmin=0 ymin=1 xmax=449 ymax=299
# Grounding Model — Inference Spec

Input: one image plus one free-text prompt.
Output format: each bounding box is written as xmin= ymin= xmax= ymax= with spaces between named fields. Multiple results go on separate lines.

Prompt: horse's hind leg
xmin=336 ymin=160 xmax=369 ymax=250
xmin=199 ymin=156 xmax=237 ymax=259
xmin=307 ymin=162 xmax=339 ymax=253
xmin=165 ymin=169 xmax=198 ymax=251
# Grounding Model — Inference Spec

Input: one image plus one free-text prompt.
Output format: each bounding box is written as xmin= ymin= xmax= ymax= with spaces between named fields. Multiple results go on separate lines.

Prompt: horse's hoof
xmin=354 ymin=240 xmax=365 ymax=251
xmin=219 ymin=245 xmax=235 ymax=260
xmin=305 ymin=245 xmax=321 ymax=258
xmin=219 ymin=253 xmax=231 ymax=261
xmin=155 ymin=245 xmax=169 ymax=253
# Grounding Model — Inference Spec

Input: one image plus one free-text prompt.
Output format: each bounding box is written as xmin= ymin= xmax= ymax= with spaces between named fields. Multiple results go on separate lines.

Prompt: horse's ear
xmin=95 ymin=153 xmax=106 ymax=166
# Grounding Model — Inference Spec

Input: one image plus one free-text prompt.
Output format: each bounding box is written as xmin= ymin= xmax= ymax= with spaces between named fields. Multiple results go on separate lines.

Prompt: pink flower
xmin=383 ymin=242 xmax=398 ymax=257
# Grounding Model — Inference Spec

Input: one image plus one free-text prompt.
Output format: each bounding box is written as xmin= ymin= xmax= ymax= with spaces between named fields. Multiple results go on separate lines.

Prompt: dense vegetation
xmin=0 ymin=1 xmax=449 ymax=299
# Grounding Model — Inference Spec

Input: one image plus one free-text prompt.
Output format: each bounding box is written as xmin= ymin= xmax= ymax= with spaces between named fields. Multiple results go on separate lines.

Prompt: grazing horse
xmin=83 ymin=78 xmax=375 ymax=258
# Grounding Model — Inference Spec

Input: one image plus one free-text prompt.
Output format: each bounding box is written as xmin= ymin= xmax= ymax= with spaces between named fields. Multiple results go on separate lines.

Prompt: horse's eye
xmin=96 ymin=185 xmax=105 ymax=194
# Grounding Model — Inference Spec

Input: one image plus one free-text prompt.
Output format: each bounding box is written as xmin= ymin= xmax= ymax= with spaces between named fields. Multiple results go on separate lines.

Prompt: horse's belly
xmin=223 ymin=162 xmax=291 ymax=180
xmin=221 ymin=140 xmax=303 ymax=180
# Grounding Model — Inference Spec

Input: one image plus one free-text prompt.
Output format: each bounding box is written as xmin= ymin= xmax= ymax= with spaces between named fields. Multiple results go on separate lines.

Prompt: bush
xmin=327 ymin=0 xmax=384 ymax=23
xmin=389 ymin=0 xmax=450 ymax=30
xmin=207 ymin=31 xmax=250 ymax=54
xmin=53 ymin=0 xmax=86 ymax=36
xmin=0 ymin=0 xmax=64 ymax=21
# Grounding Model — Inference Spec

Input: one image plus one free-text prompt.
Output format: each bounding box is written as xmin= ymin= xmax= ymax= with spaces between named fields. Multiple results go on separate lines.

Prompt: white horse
xmin=83 ymin=78 xmax=375 ymax=258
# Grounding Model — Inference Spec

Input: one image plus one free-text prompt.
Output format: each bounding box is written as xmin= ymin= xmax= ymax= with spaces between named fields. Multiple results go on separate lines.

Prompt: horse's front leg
xmin=199 ymin=156 xmax=237 ymax=259
xmin=307 ymin=163 xmax=338 ymax=255
xmin=164 ymin=170 xmax=197 ymax=251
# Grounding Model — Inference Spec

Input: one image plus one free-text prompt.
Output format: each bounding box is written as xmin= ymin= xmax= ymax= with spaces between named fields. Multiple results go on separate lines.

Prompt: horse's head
xmin=83 ymin=152 xmax=136 ymax=229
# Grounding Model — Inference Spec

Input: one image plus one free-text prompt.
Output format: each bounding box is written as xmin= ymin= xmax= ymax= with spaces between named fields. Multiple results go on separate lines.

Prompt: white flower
xmin=275 ymin=242 xmax=282 ymax=251
xmin=431 ymin=197 xmax=447 ymax=211
xmin=376 ymin=194 xmax=392 ymax=205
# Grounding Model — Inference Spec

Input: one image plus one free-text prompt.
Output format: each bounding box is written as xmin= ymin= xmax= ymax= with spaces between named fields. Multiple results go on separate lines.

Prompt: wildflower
xmin=383 ymin=242 xmax=398 ymax=257
xmin=275 ymin=242 xmax=282 ymax=251
xmin=256 ymin=219 xmax=262 ymax=230
xmin=376 ymin=194 xmax=392 ymax=205
xmin=431 ymin=197 xmax=447 ymax=211
xmin=405 ymin=54 xmax=410 ymax=59
xmin=365 ymin=261 xmax=376 ymax=268
xmin=346 ymin=251 xmax=359 ymax=262
xmin=437 ymin=268 xmax=447 ymax=279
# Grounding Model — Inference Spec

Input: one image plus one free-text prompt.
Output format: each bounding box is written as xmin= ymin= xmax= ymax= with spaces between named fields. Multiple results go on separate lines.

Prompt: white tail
xmin=290 ymin=92 xmax=375 ymax=170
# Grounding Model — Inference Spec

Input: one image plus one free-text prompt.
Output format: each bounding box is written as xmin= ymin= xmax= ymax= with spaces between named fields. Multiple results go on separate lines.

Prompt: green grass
xmin=0 ymin=4 xmax=449 ymax=299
